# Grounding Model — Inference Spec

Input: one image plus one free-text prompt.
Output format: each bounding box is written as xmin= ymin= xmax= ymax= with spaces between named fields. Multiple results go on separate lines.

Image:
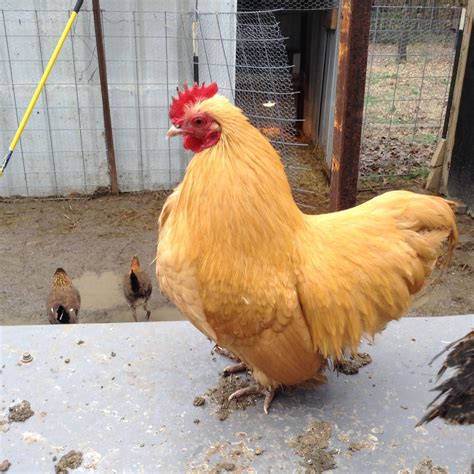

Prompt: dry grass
xmin=360 ymin=42 xmax=456 ymax=183
xmin=283 ymin=141 xmax=330 ymax=214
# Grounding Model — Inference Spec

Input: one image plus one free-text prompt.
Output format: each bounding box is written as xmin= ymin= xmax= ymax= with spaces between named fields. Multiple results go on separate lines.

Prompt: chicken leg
xmin=228 ymin=385 xmax=275 ymax=415
xmin=143 ymin=302 xmax=151 ymax=321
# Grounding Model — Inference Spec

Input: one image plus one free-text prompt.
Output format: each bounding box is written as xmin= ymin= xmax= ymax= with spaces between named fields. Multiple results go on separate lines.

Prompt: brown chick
xmin=46 ymin=268 xmax=81 ymax=324
xmin=123 ymin=256 xmax=152 ymax=322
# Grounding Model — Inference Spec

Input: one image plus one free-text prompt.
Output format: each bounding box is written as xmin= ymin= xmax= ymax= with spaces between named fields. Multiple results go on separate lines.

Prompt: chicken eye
xmin=193 ymin=117 xmax=204 ymax=126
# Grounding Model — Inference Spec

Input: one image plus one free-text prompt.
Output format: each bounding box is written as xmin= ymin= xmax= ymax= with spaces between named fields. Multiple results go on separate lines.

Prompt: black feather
xmin=130 ymin=270 xmax=140 ymax=295
xmin=57 ymin=305 xmax=70 ymax=324
xmin=417 ymin=330 xmax=474 ymax=426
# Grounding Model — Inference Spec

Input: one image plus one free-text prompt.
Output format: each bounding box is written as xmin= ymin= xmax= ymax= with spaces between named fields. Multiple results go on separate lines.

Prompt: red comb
xmin=169 ymin=82 xmax=218 ymax=123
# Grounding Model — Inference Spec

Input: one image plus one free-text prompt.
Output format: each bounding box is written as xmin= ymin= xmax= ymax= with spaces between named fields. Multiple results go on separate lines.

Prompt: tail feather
xmin=392 ymin=192 xmax=458 ymax=274
xmin=57 ymin=305 xmax=70 ymax=324
xmin=299 ymin=191 xmax=459 ymax=359
xmin=417 ymin=330 xmax=474 ymax=426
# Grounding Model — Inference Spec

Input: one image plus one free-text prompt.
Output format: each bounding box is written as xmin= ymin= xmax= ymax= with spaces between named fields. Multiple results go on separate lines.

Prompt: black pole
xmin=193 ymin=1 xmax=199 ymax=83
xmin=73 ymin=0 xmax=84 ymax=13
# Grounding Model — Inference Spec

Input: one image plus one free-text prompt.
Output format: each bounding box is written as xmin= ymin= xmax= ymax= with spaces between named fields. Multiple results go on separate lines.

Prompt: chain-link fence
xmin=360 ymin=4 xmax=462 ymax=186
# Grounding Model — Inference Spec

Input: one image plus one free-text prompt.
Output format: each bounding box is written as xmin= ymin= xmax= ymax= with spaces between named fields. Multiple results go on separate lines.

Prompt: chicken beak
xmin=166 ymin=125 xmax=182 ymax=139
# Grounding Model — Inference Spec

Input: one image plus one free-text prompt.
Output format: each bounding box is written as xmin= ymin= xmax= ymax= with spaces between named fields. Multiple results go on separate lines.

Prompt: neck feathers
xmin=53 ymin=269 xmax=72 ymax=288
xmin=175 ymin=97 xmax=303 ymax=259
xmin=130 ymin=256 xmax=141 ymax=273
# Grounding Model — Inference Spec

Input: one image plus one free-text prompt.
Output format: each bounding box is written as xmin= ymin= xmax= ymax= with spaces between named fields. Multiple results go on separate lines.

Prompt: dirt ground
xmin=0 ymin=191 xmax=181 ymax=326
xmin=0 ymin=180 xmax=472 ymax=326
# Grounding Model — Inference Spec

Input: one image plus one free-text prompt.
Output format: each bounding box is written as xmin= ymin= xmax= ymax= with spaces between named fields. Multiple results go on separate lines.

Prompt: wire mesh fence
xmin=0 ymin=3 xmax=331 ymax=203
xmin=0 ymin=2 xmax=464 ymax=200
xmin=360 ymin=4 xmax=462 ymax=186
xmin=0 ymin=8 xmax=108 ymax=197
xmin=238 ymin=0 xmax=338 ymax=10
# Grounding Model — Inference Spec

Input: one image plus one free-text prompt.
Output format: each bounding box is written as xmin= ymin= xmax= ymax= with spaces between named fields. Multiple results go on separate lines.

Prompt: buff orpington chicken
xmin=157 ymin=83 xmax=458 ymax=413
xmin=47 ymin=268 xmax=81 ymax=324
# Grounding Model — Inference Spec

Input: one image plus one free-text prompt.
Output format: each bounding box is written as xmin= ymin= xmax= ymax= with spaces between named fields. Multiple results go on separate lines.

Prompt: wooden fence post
xmin=92 ymin=0 xmax=119 ymax=194
xmin=329 ymin=0 xmax=372 ymax=211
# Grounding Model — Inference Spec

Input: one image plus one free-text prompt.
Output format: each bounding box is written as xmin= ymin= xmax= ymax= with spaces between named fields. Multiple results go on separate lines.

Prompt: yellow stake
xmin=1 ymin=1 xmax=84 ymax=176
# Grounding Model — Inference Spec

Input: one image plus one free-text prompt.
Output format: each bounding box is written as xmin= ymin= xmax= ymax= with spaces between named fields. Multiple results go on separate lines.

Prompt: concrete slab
xmin=0 ymin=315 xmax=473 ymax=473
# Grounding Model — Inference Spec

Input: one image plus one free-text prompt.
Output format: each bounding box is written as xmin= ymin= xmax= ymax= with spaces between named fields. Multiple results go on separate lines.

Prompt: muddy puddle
xmin=0 ymin=265 xmax=184 ymax=325
xmin=72 ymin=270 xmax=184 ymax=324
xmin=74 ymin=271 xmax=123 ymax=311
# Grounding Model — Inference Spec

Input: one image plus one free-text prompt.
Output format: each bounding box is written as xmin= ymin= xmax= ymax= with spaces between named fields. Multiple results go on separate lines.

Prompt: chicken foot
xmin=130 ymin=303 xmax=151 ymax=322
xmin=228 ymin=385 xmax=275 ymax=415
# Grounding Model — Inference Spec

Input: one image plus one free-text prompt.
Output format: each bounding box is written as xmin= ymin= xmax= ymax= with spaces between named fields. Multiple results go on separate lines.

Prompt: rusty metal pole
xmin=329 ymin=0 xmax=372 ymax=211
xmin=92 ymin=0 xmax=119 ymax=194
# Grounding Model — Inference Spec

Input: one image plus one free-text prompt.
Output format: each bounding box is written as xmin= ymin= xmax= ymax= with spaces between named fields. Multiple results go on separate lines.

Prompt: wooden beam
xmin=329 ymin=0 xmax=372 ymax=211
xmin=93 ymin=0 xmax=119 ymax=195
xmin=425 ymin=138 xmax=446 ymax=193
xmin=440 ymin=2 xmax=472 ymax=195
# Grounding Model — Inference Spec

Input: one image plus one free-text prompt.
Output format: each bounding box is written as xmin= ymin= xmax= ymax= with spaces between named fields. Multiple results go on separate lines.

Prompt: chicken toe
xmin=228 ymin=385 xmax=275 ymax=414
xmin=223 ymin=362 xmax=247 ymax=376
xmin=213 ymin=345 xmax=239 ymax=361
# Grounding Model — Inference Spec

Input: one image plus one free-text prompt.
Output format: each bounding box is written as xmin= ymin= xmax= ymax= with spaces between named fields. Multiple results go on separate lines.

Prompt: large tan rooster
xmin=157 ymin=83 xmax=458 ymax=413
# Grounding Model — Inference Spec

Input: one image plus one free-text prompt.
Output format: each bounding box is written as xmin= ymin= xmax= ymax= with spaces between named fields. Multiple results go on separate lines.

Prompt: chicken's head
xmin=167 ymin=82 xmax=222 ymax=153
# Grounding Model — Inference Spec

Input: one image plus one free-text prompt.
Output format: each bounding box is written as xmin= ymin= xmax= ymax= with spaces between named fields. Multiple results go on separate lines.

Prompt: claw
xmin=228 ymin=385 xmax=275 ymax=414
